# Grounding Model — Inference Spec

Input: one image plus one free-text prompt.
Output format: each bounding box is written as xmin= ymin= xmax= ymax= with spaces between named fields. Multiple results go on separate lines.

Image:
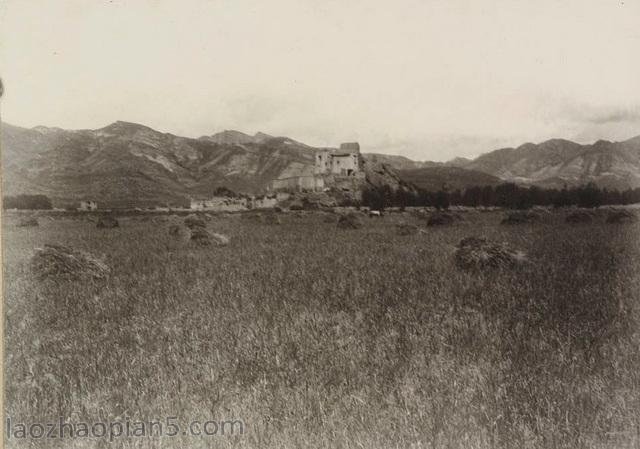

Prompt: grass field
xmin=3 ymin=209 xmax=640 ymax=448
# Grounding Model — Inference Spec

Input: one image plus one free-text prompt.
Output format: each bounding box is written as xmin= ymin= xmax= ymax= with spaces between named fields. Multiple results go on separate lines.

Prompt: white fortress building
xmin=315 ymin=142 xmax=361 ymax=176
xmin=269 ymin=142 xmax=364 ymax=193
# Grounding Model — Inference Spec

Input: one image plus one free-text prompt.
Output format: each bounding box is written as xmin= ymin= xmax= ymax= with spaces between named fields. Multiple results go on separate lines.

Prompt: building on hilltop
xmin=339 ymin=142 xmax=360 ymax=152
xmin=269 ymin=142 xmax=364 ymax=193
xmin=268 ymin=142 xmax=364 ymax=193
xmin=315 ymin=142 xmax=362 ymax=177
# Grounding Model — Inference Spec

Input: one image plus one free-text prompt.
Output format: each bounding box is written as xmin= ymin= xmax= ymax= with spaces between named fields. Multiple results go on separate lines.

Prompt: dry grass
xmin=3 ymin=209 xmax=640 ymax=448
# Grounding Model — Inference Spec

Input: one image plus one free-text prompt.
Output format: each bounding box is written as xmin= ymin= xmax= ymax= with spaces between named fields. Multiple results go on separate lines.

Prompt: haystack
xmin=210 ymin=232 xmax=230 ymax=246
xmin=606 ymin=209 xmax=638 ymax=224
xmin=455 ymin=236 xmax=528 ymax=270
xmin=337 ymin=212 xmax=363 ymax=229
xmin=242 ymin=212 xmax=263 ymax=222
xmin=566 ymin=210 xmax=594 ymax=224
xmin=17 ymin=217 xmax=39 ymax=227
xmin=184 ymin=215 xmax=206 ymax=229
xmin=96 ymin=216 xmax=119 ymax=228
xmin=501 ymin=211 xmax=539 ymax=225
xmin=323 ymin=213 xmax=337 ymax=224
xmin=427 ymin=212 xmax=455 ymax=226
xmin=31 ymin=244 xmax=110 ymax=280
xmin=190 ymin=228 xmax=230 ymax=246
xmin=396 ymin=223 xmax=419 ymax=236
xmin=264 ymin=214 xmax=281 ymax=225
xmin=168 ymin=224 xmax=191 ymax=241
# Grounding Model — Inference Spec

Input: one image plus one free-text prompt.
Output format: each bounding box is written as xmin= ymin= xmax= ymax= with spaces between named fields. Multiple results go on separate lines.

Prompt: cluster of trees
xmin=3 ymin=194 xmax=53 ymax=210
xmin=362 ymin=183 xmax=640 ymax=210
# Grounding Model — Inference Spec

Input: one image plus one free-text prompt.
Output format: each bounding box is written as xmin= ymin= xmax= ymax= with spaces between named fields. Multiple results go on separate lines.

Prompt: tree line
xmin=3 ymin=194 xmax=53 ymax=210
xmin=361 ymin=183 xmax=640 ymax=211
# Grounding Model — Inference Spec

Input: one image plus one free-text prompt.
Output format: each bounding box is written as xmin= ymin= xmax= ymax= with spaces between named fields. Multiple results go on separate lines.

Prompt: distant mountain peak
xmin=445 ymin=156 xmax=472 ymax=167
xmin=254 ymin=131 xmax=274 ymax=142
xmin=200 ymin=130 xmax=276 ymax=145
xmin=98 ymin=120 xmax=159 ymax=135
xmin=32 ymin=125 xmax=64 ymax=134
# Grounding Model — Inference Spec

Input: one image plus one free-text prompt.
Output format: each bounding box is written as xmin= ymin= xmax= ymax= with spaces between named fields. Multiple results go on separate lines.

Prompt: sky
xmin=1 ymin=0 xmax=639 ymax=161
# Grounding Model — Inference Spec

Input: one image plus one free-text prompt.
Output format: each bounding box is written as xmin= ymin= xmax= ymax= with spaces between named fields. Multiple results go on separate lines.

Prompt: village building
xmin=79 ymin=200 xmax=98 ymax=211
xmin=190 ymin=197 xmax=248 ymax=212
xmin=270 ymin=175 xmax=325 ymax=192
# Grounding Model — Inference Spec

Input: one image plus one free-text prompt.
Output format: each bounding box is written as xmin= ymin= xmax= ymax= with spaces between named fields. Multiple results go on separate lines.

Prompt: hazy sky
xmin=1 ymin=0 xmax=639 ymax=161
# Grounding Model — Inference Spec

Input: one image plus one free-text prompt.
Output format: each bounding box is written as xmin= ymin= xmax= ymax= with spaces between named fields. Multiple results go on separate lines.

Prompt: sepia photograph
xmin=1 ymin=1 xmax=639 ymax=448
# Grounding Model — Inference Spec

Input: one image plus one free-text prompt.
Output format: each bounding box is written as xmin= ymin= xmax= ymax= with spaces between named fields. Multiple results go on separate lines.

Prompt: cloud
xmin=582 ymin=107 xmax=640 ymax=125
xmin=552 ymin=99 xmax=640 ymax=125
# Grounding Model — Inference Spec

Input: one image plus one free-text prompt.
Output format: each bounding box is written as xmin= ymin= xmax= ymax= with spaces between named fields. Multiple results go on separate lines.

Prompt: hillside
xmin=1 ymin=121 xmax=318 ymax=207
xmin=362 ymin=153 xmax=436 ymax=170
xmin=463 ymin=137 xmax=640 ymax=189
xmin=366 ymin=136 xmax=640 ymax=190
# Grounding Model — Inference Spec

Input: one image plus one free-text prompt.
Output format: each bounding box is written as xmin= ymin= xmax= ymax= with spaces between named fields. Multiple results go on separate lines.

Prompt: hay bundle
xmin=184 ymin=215 xmax=206 ymax=229
xmin=427 ymin=212 xmax=455 ymax=226
xmin=606 ymin=209 xmax=638 ymax=224
xmin=323 ymin=213 xmax=337 ymax=224
xmin=455 ymin=236 xmax=527 ymax=270
xmin=566 ymin=210 xmax=594 ymax=224
xmin=31 ymin=244 xmax=110 ymax=280
xmin=242 ymin=212 xmax=263 ymax=222
xmin=190 ymin=227 xmax=212 ymax=246
xmin=337 ymin=212 xmax=363 ymax=229
xmin=501 ymin=211 xmax=539 ymax=225
xmin=396 ymin=223 xmax=419 ymax=236
xmin=168 ymin=224 xmax=191 ymax=241
xmin=96 ymin=216 xmax=119 ymax=228
xmin=264 ymin=214 xmax=281 ymax=225
xmin=17 ymin=217 xmax=39 ymax=227
xmin=210 ymin=232 xmax=230 ymax=246
xmin=190 ymin=228 xmax=230 ymax=246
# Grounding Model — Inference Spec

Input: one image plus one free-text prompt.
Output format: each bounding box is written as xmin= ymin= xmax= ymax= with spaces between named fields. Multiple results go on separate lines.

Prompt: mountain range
xmin=1 ymin=120 xmax=639 ymax=207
